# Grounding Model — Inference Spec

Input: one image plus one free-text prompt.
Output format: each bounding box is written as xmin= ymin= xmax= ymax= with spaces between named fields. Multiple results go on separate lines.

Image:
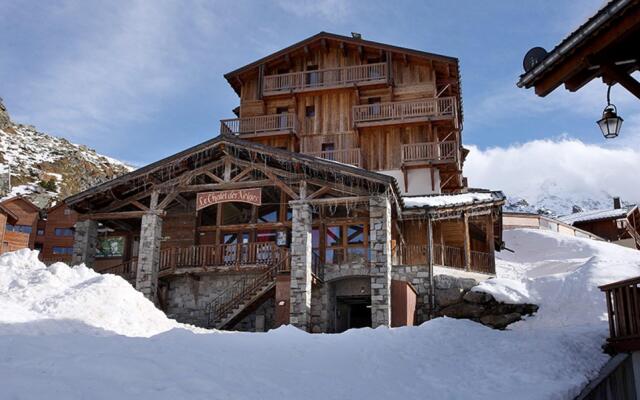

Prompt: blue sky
xmin=1 ymin=0 xmax=639 ymax=168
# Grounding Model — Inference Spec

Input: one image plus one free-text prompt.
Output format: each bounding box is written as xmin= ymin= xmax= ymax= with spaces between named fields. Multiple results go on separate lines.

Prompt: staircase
xmin=625 ymin=216 xmax=640 ymax=249
xmin=206 ymin=256 xmax=290 ymax=330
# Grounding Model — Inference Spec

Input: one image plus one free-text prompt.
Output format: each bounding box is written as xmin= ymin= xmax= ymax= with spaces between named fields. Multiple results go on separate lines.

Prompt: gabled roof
xmin=65 ymin=134 xmax=402 ymax=212
xmin=0 ymin=203 xmax=19 ymax=224
xmin=0 ymin=195 xmax=41 ymax=213
xmin=224 ymin=31 xmax=458 ymax=95
xmin=559 ymin=206 xmax=635 ymax=225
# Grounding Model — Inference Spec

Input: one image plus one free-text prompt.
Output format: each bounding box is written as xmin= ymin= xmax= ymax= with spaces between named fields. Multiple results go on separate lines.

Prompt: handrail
xmin=353 ymin=97 xmax=456 ymax=124
xmin=304 ymin=148 xmax=362 ymax=167
xmin=263 ymin=63 xmax=387 ymax=94
xmin=100 ymin=257 xmax=138 ymax=282
xmin=220 ymin=113 xmax=298 ymax=136
xmin=159 ymin=242 xmax=284 ymax=272
xmin=600 ymin=277 xmax=640 ymax=351
xmin=207 ymin=253 xmax=290 ymax=327
xmin=393 ymin=244 xmax=494 ymax=274
xmin=401 ymin=141 xmax=457 ymax=163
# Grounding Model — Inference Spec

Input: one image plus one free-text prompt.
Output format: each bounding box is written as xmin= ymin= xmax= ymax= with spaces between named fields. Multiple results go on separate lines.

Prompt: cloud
xmin=273 ymin=0 xmax=351 ymax=21
xmin=465 ymin=138 xmax=640 ymax=204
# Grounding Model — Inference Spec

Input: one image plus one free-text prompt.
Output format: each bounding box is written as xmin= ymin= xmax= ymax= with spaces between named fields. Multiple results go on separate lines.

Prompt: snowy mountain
xmin=0 ymin=99 xmax=132 ymax=208
xmin=501 ymin=179 xmax=631 ymax=217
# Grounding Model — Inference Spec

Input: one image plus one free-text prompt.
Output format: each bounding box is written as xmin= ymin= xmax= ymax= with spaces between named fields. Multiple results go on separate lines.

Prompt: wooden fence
xmin=600 ymin=276 xmax=640 ymax=352
xmin=393 ymin=243 xmax=494 ymax=274
xmin=220 ymin=113 xmax=298 ymax=136
xmin=401 ymin=141 xmax=457 ymax=163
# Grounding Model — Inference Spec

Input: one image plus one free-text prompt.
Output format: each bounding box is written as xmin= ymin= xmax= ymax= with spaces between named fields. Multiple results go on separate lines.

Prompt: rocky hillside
xmin=0 ymin=99 xmax=132 ymax=208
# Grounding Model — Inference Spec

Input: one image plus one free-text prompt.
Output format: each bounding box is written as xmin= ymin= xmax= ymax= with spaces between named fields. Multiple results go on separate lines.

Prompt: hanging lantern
xmin=597 ymin=85 xmax=623 ymax=139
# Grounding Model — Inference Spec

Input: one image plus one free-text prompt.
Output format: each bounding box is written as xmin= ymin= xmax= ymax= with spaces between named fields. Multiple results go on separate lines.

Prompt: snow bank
xmin=0 ymin=249 xmax=195 ymax=337
xmin=403 ymin=192 xmax=495 ymax=208
xmin=1 ymin=230 xmax=639 ymax=399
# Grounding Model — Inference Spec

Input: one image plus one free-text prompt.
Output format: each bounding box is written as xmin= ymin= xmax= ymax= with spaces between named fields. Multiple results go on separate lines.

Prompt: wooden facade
xmin=64 ymin=33 xmax=504 ymax=332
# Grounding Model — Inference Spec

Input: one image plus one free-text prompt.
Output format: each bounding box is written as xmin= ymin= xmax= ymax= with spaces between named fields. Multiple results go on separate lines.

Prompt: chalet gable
xmin=65 ymin=135 xmax=402 ymax=219
xmin=224 ymin=31 xmax=459 ymax=96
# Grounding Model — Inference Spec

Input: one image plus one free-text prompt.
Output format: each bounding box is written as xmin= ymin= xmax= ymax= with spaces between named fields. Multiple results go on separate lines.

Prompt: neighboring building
xmin=503 ymin=212 xmax=604 ymax=241
xmin=65 ymin=32 xmax=505 ymax=333
xmin=0 ymin=203 xmax=19 ymax=254
xmin=0 ymin=196 xmax=41 ymax=252
xmin=0 ymin=196 xmax=79 ymax=261
xmin=517 ymin=0 xmax=640 ymax=101
xmin=559 ymin=198 xmax=640 ymax=249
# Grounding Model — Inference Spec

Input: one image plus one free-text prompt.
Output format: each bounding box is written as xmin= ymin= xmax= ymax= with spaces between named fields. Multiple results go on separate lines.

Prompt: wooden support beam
xmin=157 ymin=192 xmax=178 ymax=210
xmin=230 ymin=166 xmax=254 ymax=182
xmin=358 ymin=45 xmax=364 ymax=61
xmin=223 ymin=158 xmax=232 ymax=181
xmin=79 ymin=210 xmax=165 ymax=221
xmin=601 ymin=63 xmax=640 ymax=100
xmin=203 ymin=170 xmax=224 ymax=183
xmin=263 ymin=169 xmax=299 ymax=200
xmin=100 ymin=191 xmax=151 ymax=213
xmin=172 ymin=179 xmax=273 ymax=193
xmin=339 ymin=42 xmax=347 ymax=57
xmin=290 ymin=195 xmax=371 ymax=206
xmin=308 ymin=186 xmax=331 ymax=199
xmin=130 ymin=200 xmax=149 ymax=211
xmin=462 ymin=212 xmax=471 ymax=271
xmin=150 ymin=191 xmax=159 ymax=210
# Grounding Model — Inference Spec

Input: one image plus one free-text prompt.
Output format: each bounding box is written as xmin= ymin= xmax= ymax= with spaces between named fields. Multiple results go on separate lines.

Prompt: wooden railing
xmin=600 ymin=277 xmax=640 ymax=352
xmin=40 ymin=255 xmax=72 ymax=266
xmin=220 ymin=113 xmax=298 ymax=136
xmin=159 ymin=242 xmax=285 ymax=273
xmin=401 ymin=141 xmax=457 ymax=163
xmin=393 ymin=244 xmax=493 ymax=273
xmin=304 ymin=148 xmax=362 ymax=167
xmin=207 ymin=256 xmax=290 ymax=328
xmin=263 ymin=63 xmax=387 ymax=95
xmin=353 ymin=97 xmax=456 ymax=125
xmin=100 ymin=258 xmax=138 ymax=283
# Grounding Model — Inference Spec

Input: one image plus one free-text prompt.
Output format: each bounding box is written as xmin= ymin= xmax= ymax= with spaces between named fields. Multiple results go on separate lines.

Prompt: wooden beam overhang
xmin=79 ymin=210 xmax=165 ymax=221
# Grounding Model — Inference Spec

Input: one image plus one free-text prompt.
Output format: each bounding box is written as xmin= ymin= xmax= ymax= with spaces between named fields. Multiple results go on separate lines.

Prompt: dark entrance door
xmin=335 ymin=296 xmax=372 ymax=332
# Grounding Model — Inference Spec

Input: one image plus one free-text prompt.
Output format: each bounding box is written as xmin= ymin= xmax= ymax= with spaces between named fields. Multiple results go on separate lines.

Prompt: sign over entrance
xmin=196 ymin=188 xmax=262 ymax=211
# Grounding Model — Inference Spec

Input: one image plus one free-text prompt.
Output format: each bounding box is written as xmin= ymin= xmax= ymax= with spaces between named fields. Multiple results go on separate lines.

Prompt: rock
xmin=440 ymin=303 xmax=485 ymax=319
xmin=463 ymin=290 xmax=493 ymax=304
xmin=480 ymin=313 xmax=521 ymax=329
xmin=435 ymin=287 xmax=464 ymax=308
xmin=434 ymin=274 xmax=478 ymax=290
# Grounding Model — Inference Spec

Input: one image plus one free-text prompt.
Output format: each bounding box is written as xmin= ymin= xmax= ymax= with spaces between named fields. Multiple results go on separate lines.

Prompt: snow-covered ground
xmin=1 ymin=229 xmax=639 ymax=399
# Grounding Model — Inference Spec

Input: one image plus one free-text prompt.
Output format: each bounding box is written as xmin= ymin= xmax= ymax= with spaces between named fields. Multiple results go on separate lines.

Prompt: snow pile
xmin=0 ymin=249 xmax=193 ymax=337
xmin=1 ymin=230 xmax=639 ymax=399
xmin=475 ymin=229 xmax=640 ymax=330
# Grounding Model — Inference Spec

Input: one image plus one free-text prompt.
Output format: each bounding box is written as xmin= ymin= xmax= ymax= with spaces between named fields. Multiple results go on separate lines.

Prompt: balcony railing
xmin=263 ymin=63 xmax=387 ymax=95
xmin=220 ymin=113 xmax=298 ymax=137
xmin=304 ymin=148 xmax=362 ymax=168
xmin=600 ymin=276 xmax=640 ymax=352
xmin=353 ymin=97 xmax=456 ymax=126
xmin=401 ymin=141 xmax=457 ymax=164
xmin=392 ymin=243 xmax=494 ymax=274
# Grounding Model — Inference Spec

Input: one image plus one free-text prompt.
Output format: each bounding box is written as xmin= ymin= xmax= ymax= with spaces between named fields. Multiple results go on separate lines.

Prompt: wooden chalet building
xmin=66 ymin=32 xmax=505 ymax=332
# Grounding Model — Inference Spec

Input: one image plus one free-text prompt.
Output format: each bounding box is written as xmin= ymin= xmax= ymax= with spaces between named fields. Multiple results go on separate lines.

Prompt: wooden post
xmin=462 ymin=212 xmax=471 ymax=271
xmin=487 ymin=214 xmax=495 ymax=272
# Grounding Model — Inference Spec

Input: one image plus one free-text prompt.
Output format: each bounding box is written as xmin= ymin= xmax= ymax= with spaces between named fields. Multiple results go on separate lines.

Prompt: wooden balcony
xmin=600 ymin=276 xmax=640 ymax=352
xmin=303 ymin=148 xmax=363 ymax=168
xmin=263 ymin=63 xmax=387 ymax=95
xmin=392 ymin=243 xmax=495 ymax=274
xmin=401 ymin=141 xmax=458 ymax=165
xmin=220 ymin=113 xmax=298 ymax=138
xmin=353 ymin=97 xmax=457 ymax=127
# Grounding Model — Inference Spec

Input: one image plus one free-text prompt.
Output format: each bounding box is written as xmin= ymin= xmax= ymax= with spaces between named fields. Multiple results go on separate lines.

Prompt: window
xmin=37 ymin=229 xmax=45 ymax=236
xmin=54 ymin=228 xmax=75 ymax=236
xmin=258 ymin=206 xmax=278 ymax=223
xmin=34 ymin=243 xmax=43 ymax=251
xmin=7 ymin=224 xmax=32 ymax=234
xmin=368 ymin=97 xmax=382 ymax=115
xmin=52 ymin=246 xmax=74 ymax=255
xmin=306 ymin=65 xmax=319 ymax=86
xmin=324 ymin=224 xmax=368 ymax=265
xmin=63 ymin=208 xmax=72 ymax=216
xmin=321 ymin=143 xmax=335 ymax=152
xmin=347 ymin=225 xmax=365 ymax=245
xmin=305 ymin=106 xmax=315 ymax=118
xmin=326 ymin=226 xmax=342 ymax=247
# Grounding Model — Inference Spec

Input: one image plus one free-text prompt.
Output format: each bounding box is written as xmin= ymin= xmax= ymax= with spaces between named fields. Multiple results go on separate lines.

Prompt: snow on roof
xmin=403 ymin=192 xmax=498 ymax=209
xmin=559 ymin=208 xmax=629 ymax=224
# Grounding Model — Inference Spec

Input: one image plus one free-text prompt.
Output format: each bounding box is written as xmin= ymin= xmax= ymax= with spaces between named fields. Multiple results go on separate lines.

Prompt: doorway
xmin=335 ymin=296 xmax=372 ymax=332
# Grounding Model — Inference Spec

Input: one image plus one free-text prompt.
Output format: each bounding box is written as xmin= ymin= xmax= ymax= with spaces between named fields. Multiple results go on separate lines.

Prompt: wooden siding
xmin=1 ymin=198 xmax=40 ymax=249
xmin=40 ymin=205 xmax=78 ymax=261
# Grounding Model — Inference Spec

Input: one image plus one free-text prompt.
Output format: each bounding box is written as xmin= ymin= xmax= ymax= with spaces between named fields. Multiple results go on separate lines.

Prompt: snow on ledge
xmin=403 ymin=192 xmax=495 ymax=209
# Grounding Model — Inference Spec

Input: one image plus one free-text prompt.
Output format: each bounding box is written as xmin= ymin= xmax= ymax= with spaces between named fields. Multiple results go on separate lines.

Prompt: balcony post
xmin=136 ymin=207 xmax=163 ymax=304
xmin=72 ymin=220 xmax=98 ymax=268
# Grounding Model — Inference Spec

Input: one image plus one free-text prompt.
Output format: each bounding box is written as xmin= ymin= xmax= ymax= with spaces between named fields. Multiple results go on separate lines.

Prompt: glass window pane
xmin=325 ymin=248 xmax=345 ymax=265
xmin=312 ymin=228 xmax=320 ymax=248
xmin=326 ymin=226 xmax=342 ymax=247
xmin=256 ymin=231 xmax=276 ymax=242
xmin=223 ymin=233 xmax=237 ymax=244
xmin=347 ymin=225 xmax=364 ymax=245
xmin=258 ymin=207 xmax=278 ymax=223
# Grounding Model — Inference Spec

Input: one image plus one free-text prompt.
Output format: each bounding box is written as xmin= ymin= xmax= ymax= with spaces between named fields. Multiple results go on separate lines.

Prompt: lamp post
xmin=597 ymin=85 xmax=623 ymax=139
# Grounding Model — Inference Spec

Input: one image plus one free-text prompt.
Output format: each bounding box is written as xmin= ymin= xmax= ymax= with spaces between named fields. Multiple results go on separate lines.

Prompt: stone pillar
xmin=72 ymin=220 xmax=98 ymax=268
xmin=369 ymin=195 xmax=392 ymax=328
xmin=136 ymin=212 xmax=163 ymax=302
xmin=289 ymin=201 xmax=312 ymax=331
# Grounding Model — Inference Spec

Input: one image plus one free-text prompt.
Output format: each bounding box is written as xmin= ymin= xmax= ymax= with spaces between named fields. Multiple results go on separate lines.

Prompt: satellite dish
xmin=523 ymin=47 xmax=548 ymax=72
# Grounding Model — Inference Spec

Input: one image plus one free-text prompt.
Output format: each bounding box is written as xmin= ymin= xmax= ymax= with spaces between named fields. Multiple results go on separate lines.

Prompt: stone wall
xmin=391 ymin=265 xmax=432 ymax=324
xmin=289 ymin=202 xmax=312 ymax=330
xmin=234 ymin=298 xmax=276 ymax=332
xmin=369 ymin=196 xmax=392 ymax=328
xmin=72 ymin=220 xmax=97 ymax=267
xmin=136 ymin=213 xmax=162 ymax=302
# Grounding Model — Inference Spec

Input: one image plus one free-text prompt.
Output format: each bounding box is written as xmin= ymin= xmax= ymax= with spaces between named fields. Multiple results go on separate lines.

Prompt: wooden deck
xmin=353 ymin=97 xmax=457 ymax=127
xmin=220 ymin=113 xmax=299 ymax=137
xmin=263 ymin=63 xmax=387 ymax=95
xmin=600 ymin=276 xmax=640 ymax=352
xmin=401 ymin=141 xmax=458 ymax=165
xmin=393 ymin=243 xmax=495 ymax=274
